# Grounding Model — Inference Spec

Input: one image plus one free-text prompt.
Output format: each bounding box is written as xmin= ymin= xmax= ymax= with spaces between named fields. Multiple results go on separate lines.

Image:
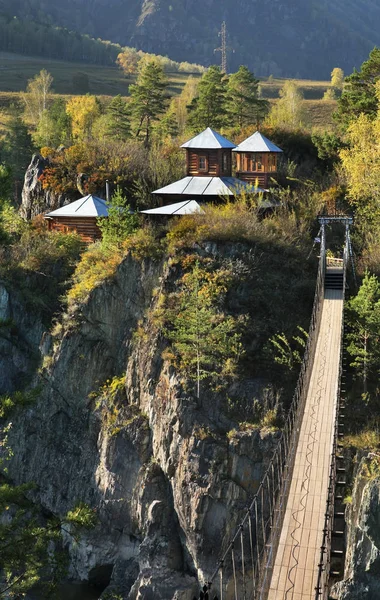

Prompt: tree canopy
xmin=335 ymin=47 xmax=380 ymax=128
xmin=188 ymin=66 xmax=228 ymax=131
xmin=226 ymin=65 xmax=269 ymax=128
xmin=129 ymin=59 xmax=168 ymax=146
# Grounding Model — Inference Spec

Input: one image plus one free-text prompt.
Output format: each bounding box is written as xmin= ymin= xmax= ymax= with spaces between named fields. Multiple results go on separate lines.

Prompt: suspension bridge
xmin=197 ymin=216 xmax=354 ymax=600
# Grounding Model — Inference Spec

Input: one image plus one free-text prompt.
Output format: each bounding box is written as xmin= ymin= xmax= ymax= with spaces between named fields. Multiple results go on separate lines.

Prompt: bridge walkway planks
xmin=267 ymin=286 xmax=344 ymax=600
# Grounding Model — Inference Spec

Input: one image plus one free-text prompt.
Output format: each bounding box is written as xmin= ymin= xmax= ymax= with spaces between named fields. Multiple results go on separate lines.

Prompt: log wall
xmin=47 ymin=217 xmax=102 ymax=243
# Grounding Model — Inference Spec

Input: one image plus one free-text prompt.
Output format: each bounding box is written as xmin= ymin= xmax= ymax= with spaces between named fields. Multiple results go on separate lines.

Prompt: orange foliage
xmin=39 ymin=141 xmax=145 ymax=196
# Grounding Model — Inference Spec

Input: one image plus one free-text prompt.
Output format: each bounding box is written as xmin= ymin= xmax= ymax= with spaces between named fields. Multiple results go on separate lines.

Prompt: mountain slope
xmin=2 ymin=0 xmax=380 ymax=78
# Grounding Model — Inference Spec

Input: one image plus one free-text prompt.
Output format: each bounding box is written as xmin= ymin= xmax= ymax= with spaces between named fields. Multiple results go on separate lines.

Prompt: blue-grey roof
xmin=153 ymin=176 xmax=264 ymax=196
xmin=141 ymin=200 xmax=204 ymax=215
xmin=233 ymin=131 xmax=283 ymax=153
xmin=181 ymin=127 xmax=236 ymax=149
xmin=45 ymin=194 xmax=108 ymax=217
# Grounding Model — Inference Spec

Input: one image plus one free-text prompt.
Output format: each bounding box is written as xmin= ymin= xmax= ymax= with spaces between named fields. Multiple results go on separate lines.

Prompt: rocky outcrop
xmin=20 ymin=154 xmax=68 ymax=220
xmin=332 ymin=455 xmax=380 ymax=599
xmin=2 ymin=251 xmax=278 ymax=599
xmin=0 ymin=281 xmax=44 ymax=393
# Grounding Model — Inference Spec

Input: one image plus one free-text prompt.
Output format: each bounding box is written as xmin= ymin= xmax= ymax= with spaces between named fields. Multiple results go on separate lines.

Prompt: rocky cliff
xmin=3 ymin=250 xmax=279 ymax=599
xmin=0 ymin=281 xmax=44 ymax=393
xmin=20 ymin=154 xmax=68 ymax=220
xmin=332 ymin=454 xmax=380 ymax=600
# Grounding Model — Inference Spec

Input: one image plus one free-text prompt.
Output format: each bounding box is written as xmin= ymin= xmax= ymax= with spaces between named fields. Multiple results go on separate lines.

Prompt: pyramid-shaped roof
xmin=45 ymin=195 xmax=109 ymax=218
xmin=181 ymin=127 xmax=236 ymax=149
xmin=233 ymin=131 xmax=283 ymax=153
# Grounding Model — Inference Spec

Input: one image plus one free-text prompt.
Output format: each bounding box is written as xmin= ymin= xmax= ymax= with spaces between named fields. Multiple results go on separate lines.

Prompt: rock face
xmin=20 ymin=154 xmax=68 ymax=219
xmin=3 ymin=252 xmax=278 ymax=599
xmin=0 ymin=281 xmax=44 ymax=393
xmin=332 ymin=455 xmax=380 ymax=599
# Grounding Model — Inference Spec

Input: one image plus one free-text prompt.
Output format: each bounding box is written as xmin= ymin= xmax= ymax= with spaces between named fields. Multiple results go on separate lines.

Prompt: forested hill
xmin=2 ymin=0 xmax=380 ymax=78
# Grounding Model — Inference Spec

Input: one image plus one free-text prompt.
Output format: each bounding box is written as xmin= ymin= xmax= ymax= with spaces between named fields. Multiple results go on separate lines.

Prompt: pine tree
xmin=154 ymin=98 xmax=179 ymax=140
xmin=105 ymin=94 xmax=131 ymax=141
xmin=346 ymin=272 xmax=380 ymax=395
xmin=187 ymin=65 xmax=227 ymax=131
xmin=3 ymin=111 xmax=34 ymax=192
xmin=129 ymin=59 xmax=168 ymax=147
xmin=165 ymin=262 xmax=243 ymax=400
xmin=335 ymin=48 xmax=380 ymax=129
xmin=97 ymin=186 xmax=139 ymax=247
xmin=226 ymin=65 xmax=269 ymax=128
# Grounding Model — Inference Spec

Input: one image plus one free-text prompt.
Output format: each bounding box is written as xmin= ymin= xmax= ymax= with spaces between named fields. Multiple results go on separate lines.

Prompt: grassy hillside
xmin=260 ymin=78 xmax=332 ymax=100
xmin=0 ymin=53 xmax=337 ymax=136
xmin=0 ymin=52 xmax=196 ymax=96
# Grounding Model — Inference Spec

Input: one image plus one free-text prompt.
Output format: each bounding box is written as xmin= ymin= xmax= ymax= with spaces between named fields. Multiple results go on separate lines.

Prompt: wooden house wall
xmin=186 ymin=149 xmax=232 ymax=177
xmin=237 ymin=172 xmax=270 ymax=187
xmin=235 ymin=152 xmax=278 ymax=188
xmin=48 ymin=216 xmax=102 ymax=243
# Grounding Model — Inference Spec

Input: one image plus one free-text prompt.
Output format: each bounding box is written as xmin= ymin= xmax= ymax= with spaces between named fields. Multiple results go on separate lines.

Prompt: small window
xmin=256 ymin=154 xmax=263 ymax=171
xmin=269 ymin=154 xmax=277 ymax=172
xmin=198 ymin=155 xmax=208 ymax=171
xmin=222 ymin=152 xmax=229 ymax=172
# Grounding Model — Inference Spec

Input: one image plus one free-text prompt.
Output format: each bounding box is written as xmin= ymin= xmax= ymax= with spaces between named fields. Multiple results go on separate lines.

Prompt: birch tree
xmin=22 ymin=69 xmax=53 ymax=127
xmin=267 ymin=80 xmax=304 ymax=129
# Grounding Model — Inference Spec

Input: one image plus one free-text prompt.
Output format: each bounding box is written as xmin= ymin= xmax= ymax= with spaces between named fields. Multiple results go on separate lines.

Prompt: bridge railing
xmin=207 ymin=248 xmax=326 ymax=600
xmin=314 ymin=237 xmax=348 ymax=599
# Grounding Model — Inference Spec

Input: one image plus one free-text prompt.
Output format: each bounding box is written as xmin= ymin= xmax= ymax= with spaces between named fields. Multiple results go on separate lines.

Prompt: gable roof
xmin=45 ymin=195 xmax=109 ymax=218
xmin=181 ymin=127 xmax=236 ymax=149
xmin=233 ymin=131 xmax=283 ymax=153
xmin=152 ymin=176 xmax=264 ymax=196
xmin=141 ymin=200 xmax=204 ymax=216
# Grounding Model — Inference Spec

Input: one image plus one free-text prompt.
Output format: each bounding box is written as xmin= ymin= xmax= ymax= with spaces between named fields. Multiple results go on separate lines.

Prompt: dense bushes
xmin=0 ymin=209 xmax=82 ymax=320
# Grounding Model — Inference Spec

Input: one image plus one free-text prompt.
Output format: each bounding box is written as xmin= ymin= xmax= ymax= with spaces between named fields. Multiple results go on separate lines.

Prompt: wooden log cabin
xmin=44 ymin=194 xmax=108 ymax=243
xmin=233 ymin=131 xmax=283 ymax=188
xmin=183 ymin=127 xmax=235 ymax=177
xmin=152 ymin=128 xmax=262 ymax=204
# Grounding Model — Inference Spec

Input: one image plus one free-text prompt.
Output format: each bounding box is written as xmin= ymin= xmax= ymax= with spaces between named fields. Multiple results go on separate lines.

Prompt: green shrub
xmin=66 ymin=242 xmax=124 ymax=306
xmin=341 ymin=429 xmax=380 ymax=450
xmin=0 ymin=218 xmax=82 ymax=320
xmin=0 ymin=387 xmax=40 ymax=420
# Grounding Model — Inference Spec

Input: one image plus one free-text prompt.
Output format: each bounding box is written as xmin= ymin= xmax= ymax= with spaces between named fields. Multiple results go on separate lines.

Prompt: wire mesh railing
xmin=203 ymin=244 xmax=327 ymax=600
xmin=314 ymin=235 xmax=348 ymax=599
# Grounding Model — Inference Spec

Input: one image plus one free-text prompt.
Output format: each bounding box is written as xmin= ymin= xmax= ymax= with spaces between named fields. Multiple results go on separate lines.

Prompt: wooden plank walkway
xmin=267 ymin=286 xmax=344 ymax=600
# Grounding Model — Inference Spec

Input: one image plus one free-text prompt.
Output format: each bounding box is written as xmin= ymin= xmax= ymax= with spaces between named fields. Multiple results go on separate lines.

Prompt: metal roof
xmin=152 ymin=176 xmax=265 ymax=196
xmin=181 ymin=127 xmax=236 ymax=149
xmin=140 ymin=200 xmax=204 ymax=215
xmin=45 ymin=195 xmax=109 ymax=218
xmin=233 ymin=131 xmax=283 ymax=153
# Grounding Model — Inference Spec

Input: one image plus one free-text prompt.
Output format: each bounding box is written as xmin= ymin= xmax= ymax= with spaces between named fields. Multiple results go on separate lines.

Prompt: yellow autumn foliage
xmin=66 ymin=95 xmax=101 ymax=140
xmin=340 ymin=112 xmax=380 ymax=204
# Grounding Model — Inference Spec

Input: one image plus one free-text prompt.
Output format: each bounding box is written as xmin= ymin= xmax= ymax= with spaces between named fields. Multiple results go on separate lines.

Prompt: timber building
xmin=233 ymin=131 xmax=283 ymax=188
xmin=45 ymin=194 xmax=108 ymax=243
xmin=153 ymin=128 xmax=260 ymax=204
